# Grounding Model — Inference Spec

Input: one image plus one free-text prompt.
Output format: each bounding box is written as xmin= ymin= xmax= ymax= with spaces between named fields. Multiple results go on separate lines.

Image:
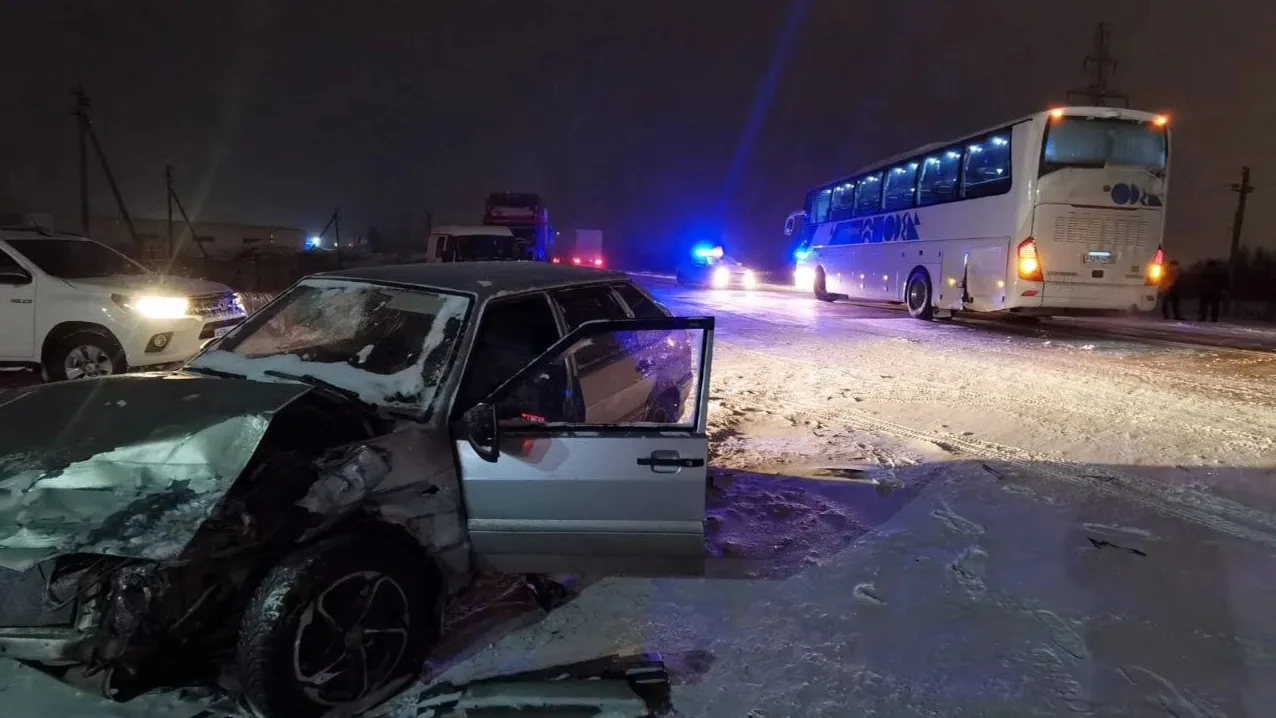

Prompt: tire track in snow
xmin=720 ymin=340 xmax=1276 ymax=551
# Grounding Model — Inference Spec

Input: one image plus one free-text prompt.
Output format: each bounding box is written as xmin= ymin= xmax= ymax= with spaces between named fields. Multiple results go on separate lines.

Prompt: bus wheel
xmin=814 ymin=268 xmax=835 ymax=302
xmin=905 ymin=270 xmax=934 ymax=320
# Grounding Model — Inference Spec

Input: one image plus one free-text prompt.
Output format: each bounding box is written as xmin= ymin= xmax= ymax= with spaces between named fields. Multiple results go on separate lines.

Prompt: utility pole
xmin=73 ymin=86 xmax=90 ymax=234
xmin=1228 ymin=166 xmax=1254 ymax=289
xmin=71 ymin=86 xmax=140 ymax=245
xmin=165 ymin=165 xmax=174 ymax=259
xmin=1066 ymin=22 xmax=1130 ymax=108
xmin=333 ymin=207 xmax=343 ymax=269
xmin=165 ymin=168 xmax=211 ymax=260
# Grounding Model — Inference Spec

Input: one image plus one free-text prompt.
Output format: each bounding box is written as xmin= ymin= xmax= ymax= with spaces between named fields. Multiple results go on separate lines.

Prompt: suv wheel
xmin=45 ymin=328 xmax=125 ymax=381
xmin=236 ymin=536 xmax=443 ymax=718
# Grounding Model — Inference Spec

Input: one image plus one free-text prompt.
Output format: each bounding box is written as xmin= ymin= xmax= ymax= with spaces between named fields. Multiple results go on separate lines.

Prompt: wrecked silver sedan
xmin=0 ymin=262 xmax=713 ymax=717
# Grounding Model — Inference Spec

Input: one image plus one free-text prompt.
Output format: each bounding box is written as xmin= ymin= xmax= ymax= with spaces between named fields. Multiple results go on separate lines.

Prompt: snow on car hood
xmin=64 ymin=274 xmax=232 ymax=296
xmin=0 ymin=374 xmax=311 ymax=571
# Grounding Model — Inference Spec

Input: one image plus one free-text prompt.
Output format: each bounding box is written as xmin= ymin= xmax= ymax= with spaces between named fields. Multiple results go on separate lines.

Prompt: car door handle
xmin=637 ymin=450 xmax=704 ymax=473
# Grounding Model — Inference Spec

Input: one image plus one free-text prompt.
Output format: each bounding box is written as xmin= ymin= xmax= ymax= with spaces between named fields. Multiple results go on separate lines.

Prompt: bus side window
xmin=962 ymin=134 xmax=1012 ymax=199
xmin=853 ymin=173 xmax=883 ymax=216
xmin=918 ymin=149 xmax=962 ymax=206
xmin=830 ymin=181 xmax=856 ymax=221
xmin=883 ymin=162 xmax=919 ymax=211
xmin=811 ymin=188 xmax=833 ymax=223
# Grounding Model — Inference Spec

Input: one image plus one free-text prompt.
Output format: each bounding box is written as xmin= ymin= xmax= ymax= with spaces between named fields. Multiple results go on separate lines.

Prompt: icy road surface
xmin=3 ymin=280 xmax=1276 ymax=717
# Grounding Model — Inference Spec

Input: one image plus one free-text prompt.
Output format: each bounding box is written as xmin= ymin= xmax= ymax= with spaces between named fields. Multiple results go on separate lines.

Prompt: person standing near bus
xmin=1160 ymin=259 xmax=1183 ymax=320
xmin=1198 ymin=259 xmax=1228 ymax=323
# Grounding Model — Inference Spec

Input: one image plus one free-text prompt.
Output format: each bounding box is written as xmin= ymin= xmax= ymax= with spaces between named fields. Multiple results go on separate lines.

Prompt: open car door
xmin=455 ymin=316 xmax=714 ymax=577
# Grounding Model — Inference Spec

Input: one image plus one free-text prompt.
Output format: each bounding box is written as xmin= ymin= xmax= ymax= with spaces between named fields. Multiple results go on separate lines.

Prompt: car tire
xmin=43 ymin=328 xmax=126 ymax=382
xmin=905 ymin=270 xmax=934 ymax=320
xmin=814 ymin=268 xmax=836 ymax=302
xmin=236 ymin=535 xmax=443 ymax=718
xmin=645 ymin=388 xmax=683 ymax=424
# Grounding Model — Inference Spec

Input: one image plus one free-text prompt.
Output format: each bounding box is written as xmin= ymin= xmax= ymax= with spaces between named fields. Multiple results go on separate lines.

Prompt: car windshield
xmin=5 ymin=238 xmax=150 ymax=278
xmin=1040 ymin=117 xmax=1168 ymax=175
xmin=188 ymin=279 xmax=469 ymax=410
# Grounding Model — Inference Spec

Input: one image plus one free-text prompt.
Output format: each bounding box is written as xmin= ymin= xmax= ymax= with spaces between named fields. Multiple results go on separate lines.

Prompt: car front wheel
xmin=44 ymin=328 xmax=125 ymax=381
xmin=236 ymin=536 xmax=443 ymax=718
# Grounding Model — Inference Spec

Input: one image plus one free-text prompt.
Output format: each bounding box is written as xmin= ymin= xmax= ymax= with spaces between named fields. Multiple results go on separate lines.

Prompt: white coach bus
xmin=784 ymin=106 xmax=1170 ymax=320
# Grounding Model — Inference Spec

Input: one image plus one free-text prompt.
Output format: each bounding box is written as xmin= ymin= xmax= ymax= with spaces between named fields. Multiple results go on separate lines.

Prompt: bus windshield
xmin=1041 ymin=117 xmax=1167 ymax=176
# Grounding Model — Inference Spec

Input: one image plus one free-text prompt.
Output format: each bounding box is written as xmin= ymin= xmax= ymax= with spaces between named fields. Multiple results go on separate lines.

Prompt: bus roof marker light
xmin=1154 ymin=114 xmax=1169 ymax=126
xmin=1049 ymin=108 xmax=1065 ymax=119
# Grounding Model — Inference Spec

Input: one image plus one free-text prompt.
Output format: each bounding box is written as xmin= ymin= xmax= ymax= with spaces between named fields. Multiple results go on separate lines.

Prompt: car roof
xmin=315 ymin=261 xmax=630 ymax=302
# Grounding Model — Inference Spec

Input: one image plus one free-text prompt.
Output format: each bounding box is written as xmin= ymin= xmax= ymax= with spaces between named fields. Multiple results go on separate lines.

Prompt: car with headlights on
xmin=0 ymin=227 xmax=246 ymax=381
xmin=0 ymin=261 xmax=713 ymax=718
xmin=675 ymin=245 xmax=759 ymax=290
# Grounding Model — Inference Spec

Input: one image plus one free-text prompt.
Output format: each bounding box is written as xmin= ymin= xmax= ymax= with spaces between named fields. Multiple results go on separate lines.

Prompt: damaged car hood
xmin=0 ymin=373 xmax=312 ymax=571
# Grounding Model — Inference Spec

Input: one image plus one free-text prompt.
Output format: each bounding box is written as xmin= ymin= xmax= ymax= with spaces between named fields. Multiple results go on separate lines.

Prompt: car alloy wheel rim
xmin=292 ymin=570 xmax=411 ymax=707
xmin=64 ymin=345 xmax=114 ymax=380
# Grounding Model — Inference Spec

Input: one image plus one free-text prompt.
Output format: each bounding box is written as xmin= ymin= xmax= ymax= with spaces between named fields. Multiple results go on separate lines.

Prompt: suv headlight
xmin=112 ymin=294 xmax=191 ymax=319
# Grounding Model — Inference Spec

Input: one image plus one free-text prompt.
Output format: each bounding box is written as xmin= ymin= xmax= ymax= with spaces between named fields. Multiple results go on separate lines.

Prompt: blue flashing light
xmin=794 ymin=248 xmax=811 ymax=261
xmin=692 ymin=244 xmax=724 ymax=260
xmin=306 ymin=235 xmax=323 ymax=249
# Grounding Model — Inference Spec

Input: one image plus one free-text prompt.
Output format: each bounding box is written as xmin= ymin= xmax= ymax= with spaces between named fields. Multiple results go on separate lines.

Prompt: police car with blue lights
xmin=675 ymin=244 xmax=759 ymax=290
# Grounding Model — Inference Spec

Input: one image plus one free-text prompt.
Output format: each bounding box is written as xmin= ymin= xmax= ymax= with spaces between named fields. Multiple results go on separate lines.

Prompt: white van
xmin=427 ymin=225 xmax=529 ymax=262
xmin=0 ymin=227 xmax=246 ymax=380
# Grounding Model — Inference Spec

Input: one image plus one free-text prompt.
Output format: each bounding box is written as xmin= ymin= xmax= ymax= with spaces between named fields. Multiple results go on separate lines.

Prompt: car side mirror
xmin=783 ymin=216 xmax=796 ymax=237
xmin=461 ymin=403 xmax=500 ymax=463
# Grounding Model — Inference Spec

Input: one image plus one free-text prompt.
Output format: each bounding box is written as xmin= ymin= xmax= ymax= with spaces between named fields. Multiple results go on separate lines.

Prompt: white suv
xmin=0 ymin=227 xmax=247 ymax=380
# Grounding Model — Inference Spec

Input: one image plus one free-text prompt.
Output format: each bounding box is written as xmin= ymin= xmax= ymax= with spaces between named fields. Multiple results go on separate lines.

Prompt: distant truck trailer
xmin=552 ymin=229 xmax=605 ymax=268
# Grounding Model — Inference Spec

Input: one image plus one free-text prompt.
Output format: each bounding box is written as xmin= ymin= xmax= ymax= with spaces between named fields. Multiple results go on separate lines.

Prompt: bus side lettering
xmin=829 ymin=211 xmax=922 ymax=246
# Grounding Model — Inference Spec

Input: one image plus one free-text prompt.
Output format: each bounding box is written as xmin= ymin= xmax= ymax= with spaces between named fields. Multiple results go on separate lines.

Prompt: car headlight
xmin=741 ymin=269 xmax=758 ymax=289
xmin=711 ymin=266 xmax=731 ymax=289
xmin=112 ymin=294 xmax=191 ymax=319
xmin=794 ymin=266 xmax=817 ymax=291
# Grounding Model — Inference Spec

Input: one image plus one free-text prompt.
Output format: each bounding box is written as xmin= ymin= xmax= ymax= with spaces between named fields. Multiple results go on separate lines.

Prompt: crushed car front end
xmin=0 ymin=372 xmax=468 ymax=701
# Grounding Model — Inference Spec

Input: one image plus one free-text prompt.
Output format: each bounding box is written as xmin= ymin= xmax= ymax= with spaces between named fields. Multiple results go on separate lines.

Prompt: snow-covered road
xmin=3 ymin=280 xmax=1275 ymax=717
xmin=404 ymin=283 xmax=1276 ymax=717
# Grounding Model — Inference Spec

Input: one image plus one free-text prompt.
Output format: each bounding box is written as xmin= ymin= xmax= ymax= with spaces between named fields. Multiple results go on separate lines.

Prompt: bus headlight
xmin=711 ymin=266 xmax=731 ymax=289
xmin=794 ymin=266 xmax=816 ymax=291
xmin=741 ymin=269 xmax=758 ymax=289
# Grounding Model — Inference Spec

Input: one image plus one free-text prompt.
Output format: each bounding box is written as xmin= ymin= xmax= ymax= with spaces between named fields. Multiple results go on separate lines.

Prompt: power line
xmin=1066 ymin=22 xmax=1130 ymax=108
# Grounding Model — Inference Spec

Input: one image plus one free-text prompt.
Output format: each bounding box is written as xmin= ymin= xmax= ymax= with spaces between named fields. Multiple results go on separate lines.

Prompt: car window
xmin=612 ymin=283 xmax=666 ymax=319
xmin=496 ymin=325 xmax=706 ymax=427
xmin=0 ymin=247 xmax=26 ymax=273
xmin=456 ymin=293 xmax=560 ymax=409
xmin=552 ymin=285 xmax=630 ymax=368
xmin=553 ymin=285 xmax=628 ymax=328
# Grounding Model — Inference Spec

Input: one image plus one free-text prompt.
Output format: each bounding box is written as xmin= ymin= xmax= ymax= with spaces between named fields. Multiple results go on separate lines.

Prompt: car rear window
xmin=612 ymin=283 xmax=666 ymax=319
xmin=553 ymin=285 xmax=628 ymax=328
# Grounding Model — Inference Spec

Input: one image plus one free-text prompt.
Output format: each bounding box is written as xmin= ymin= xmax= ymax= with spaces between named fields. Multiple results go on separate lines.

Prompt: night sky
xmin=1 ymin=0 xmax=1273 ymax=267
